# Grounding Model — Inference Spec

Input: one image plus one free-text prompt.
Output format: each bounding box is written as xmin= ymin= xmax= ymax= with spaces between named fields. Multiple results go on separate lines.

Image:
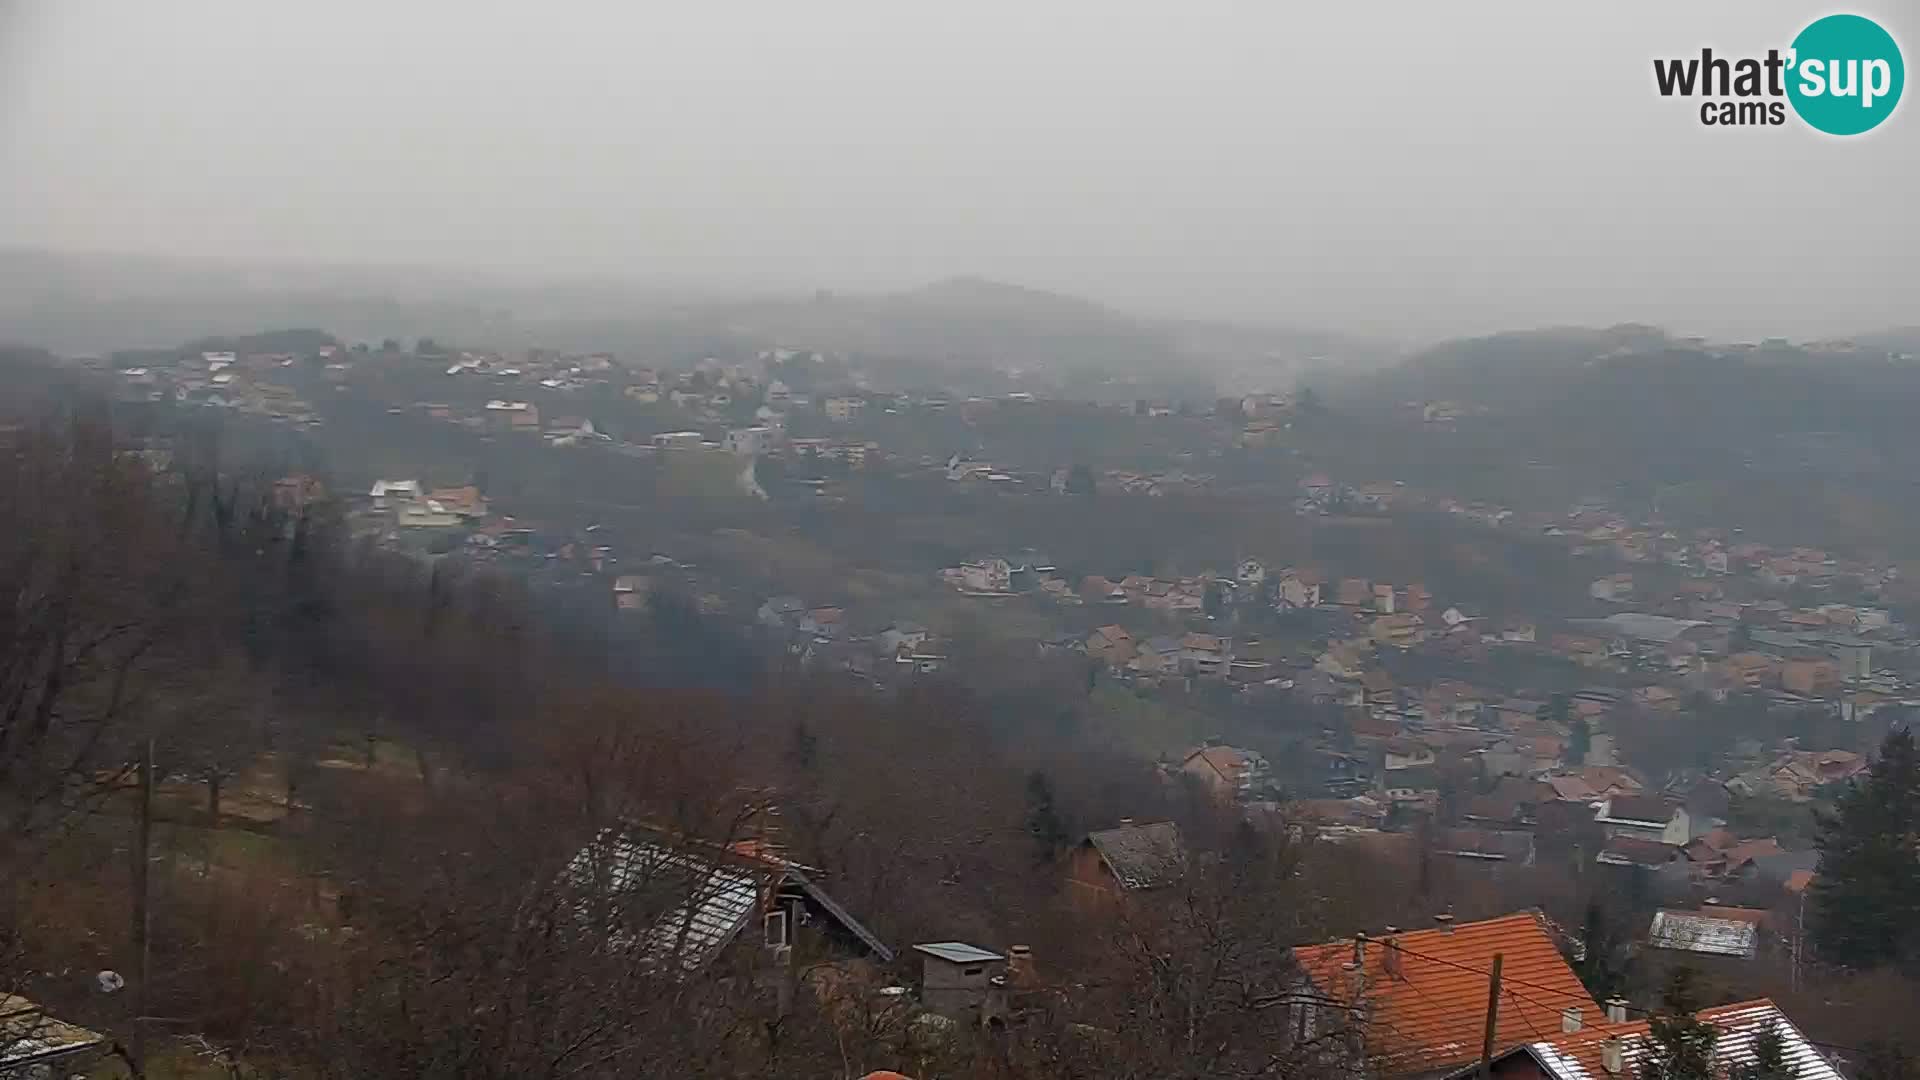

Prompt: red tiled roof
xmin=1294 ymin=912 xmax=1598 ymax=1072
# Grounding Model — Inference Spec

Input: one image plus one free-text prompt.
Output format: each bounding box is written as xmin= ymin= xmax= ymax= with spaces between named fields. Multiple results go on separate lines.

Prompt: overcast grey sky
xmin=1 ymin=1 xmax=1912 ymax=340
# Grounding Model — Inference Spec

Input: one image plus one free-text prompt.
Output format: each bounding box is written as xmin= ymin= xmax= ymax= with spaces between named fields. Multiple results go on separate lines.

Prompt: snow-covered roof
xmin=1647 ymin=909 xmax=1759 ymax=959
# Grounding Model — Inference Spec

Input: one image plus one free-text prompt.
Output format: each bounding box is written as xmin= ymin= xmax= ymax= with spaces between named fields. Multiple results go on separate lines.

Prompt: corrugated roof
xmin=1647 ymin=909 xmax=1759 ymax=959
xmin=913 ymin=942 xmax=1004 ymax=965
xmin=567 ymin=832 xmax=763 ymax=970
xmin=1086 ymin=821 xmax=1185 ymax=890
xmin=1488 ymin=999 xmax=1841 ymax=1080
xmin=1294 ymin=912 xmax=1599 ymax=1073
xmin=564 ymin=828 xmax=891 ymax=969
xmin=0 ymin=995 xmax=106 ymax=1070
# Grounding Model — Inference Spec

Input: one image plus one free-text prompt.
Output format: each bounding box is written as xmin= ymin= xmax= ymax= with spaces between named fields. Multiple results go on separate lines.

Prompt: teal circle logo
xmin=1787 ymin=14 xmax=1904 ymax=135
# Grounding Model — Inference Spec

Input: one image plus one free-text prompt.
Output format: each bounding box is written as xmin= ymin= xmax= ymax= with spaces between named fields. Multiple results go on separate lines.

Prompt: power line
xmin=1379 ymin=939 xmax=1873 ymax=1058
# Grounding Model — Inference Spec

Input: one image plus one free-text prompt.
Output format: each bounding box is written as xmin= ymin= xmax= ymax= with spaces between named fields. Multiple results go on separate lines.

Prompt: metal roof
xmin=0 ymin=995 xmax=106 ymax=1071
xmin=564 ymin=828 xmax=892 ymax=970
xmin=1647 ymin=909 xmax=1759 ymax=959
xmin=913 ymin=942 xmax=1004 ymax=965
xmin=1476 ymin=999 xmax=1842 ymax=1080
xmin=567 ymin=832 xmax=763 ymax=971
xmin=1570 ymin=613 xmax=1709 ymax=643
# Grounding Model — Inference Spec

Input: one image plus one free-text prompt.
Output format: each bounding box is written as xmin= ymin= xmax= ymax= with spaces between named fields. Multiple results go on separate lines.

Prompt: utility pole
xmin=1478 ymin=952 xmax=1504 ymax=1080
xmin=130 ymin=738 xmax=153 ymax=1077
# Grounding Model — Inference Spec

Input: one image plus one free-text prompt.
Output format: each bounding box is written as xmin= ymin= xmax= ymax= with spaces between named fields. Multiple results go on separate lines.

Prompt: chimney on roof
xmin=1352 ymin=932 xmax=1368 ymax=967
xmin=1434 ymin=912 xmax=1454 ymax=934
xmin=1342 ymin=960 xmax=1366 ymax=1001
xmin=1118 ymin=817 xmax=1134 ymax=828
xmin=1382 ymin=935 xmax=1402 ymax=979
xmin=1562 ymin=1006 xmax=1582 ymax=1033
xmin=1606 ymin=998 xmax=1629 ymax=1024
xmin=1600 ymin=1036 xmax=1624 ymax=1075
xmin=1007 ymin=944 xmax=1036 ymax=987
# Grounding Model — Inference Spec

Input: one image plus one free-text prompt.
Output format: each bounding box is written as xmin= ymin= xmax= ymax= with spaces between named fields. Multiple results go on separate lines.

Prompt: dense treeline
xmin=0 ymin=406 xmax=1413 ymax=1078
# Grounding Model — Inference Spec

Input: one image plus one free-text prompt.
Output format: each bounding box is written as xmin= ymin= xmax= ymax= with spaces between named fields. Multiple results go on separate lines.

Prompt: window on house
xmin=764 ymin=911 xmax=789 ymax=947
xmin=963 ymin=966 xmax=983 ymax=976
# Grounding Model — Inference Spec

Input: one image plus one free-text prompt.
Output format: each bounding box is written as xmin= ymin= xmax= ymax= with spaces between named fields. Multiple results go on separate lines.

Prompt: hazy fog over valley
xmin=3 ymin=1 xmax=1914 ymax=341
xmin=3 ymin=5 xmax=1920 ymax=1080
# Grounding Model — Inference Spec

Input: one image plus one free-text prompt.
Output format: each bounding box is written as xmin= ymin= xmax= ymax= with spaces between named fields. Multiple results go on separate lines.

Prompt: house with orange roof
xmin=1450 ymin=998 xmax=1841 ymax=1080
xmin=1289 ymin=912 xmax=1599 ymax=1078
xmin=1179 ymin=744 xmax=1272 ymax=802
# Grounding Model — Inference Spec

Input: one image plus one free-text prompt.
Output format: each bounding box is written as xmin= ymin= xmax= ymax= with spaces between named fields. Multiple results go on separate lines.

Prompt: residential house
xmin=1128 ymin=636 xmax=1183 ymax=679
xmin=484 ymin=399 xmax=541 ymax=433
xmin=954 ymin=558 xmax=1012 ymax=594
xmin=1463 ymin=776 xmax=1546 ymax=828
xmin=368 ymin=478 xmax=422 ymax=510
xmin=1361 ymin=669 xmax=1398 ymax=708
xmin=1595 ymin=836 xmax=1686 ymax=875
xmin=563 ymin=827 xmax=891 ymax=973
xmin=1780 ymin=657 xmax=1839 ymax=695
xmin=1589 ymin=573 xmax=1635 ymax=603
xmin=1630 ymin=685 xmax=1681 ymax=712
xmin=1335 ymin=577 xmax=1373 ymax=607
xmin=724 ymin=426 xmax=775 ymax=456
xmin=1080 ymin=576 xmax=1128 ymax=605
xmin=1721 ymin=652 xmax=1777 ymax=690
xmin=1067 ymin=821 xmax=1185 ymax=907
xmin=1549 ymin=633 xmax=1611 ymax=669
xmin=1455 ymin=999 xmax=1841 ymax=1080
xmin=1370 ymin=613 xmax=1425 ymax=649
xmin=1726 ymin=749 xmax=1867 ymax=802
xmin=1290 ymin=912 xmax=1600 ymax=1079
xmin=1432 ymin=827 xmax=1537 ymax=870
xmin=1179 ymin=745 xmax=1272 ymax=802
xmin=1275 ymin=569 xmax=1323 ymax=609
xmin=1647 ymin=905 xmax=1766 ymax=961
xmin=1490 ymin=698 xmax=1547 ymax=730
xmin=546 ymin=416 xmax=606 ymax=444
xmin=396 ymin=501 xmax=463 ymax=528
xmin=1085 ymin=625 xmax=1137 ymax=668
xmin=1481 ymin=735 xmax=1564 ymax=779
xmin=425 ymin=485 xmax=489 ymax=519
xmin=1594 ymin=795 xmax=1689 ymax=846
xmin=799 ymin=607 xmax=845 ymax=640
xmin=824 ymin=396 xmax=865 ymax=422
xmin=1316 ymin=639 xmax=1370 ymax=680
xmin=757 ymin=596 xmax=807 ymax=631
xmin=877 ymin=622 xmax=931 ymax=656
xmin=1178 ymin=633 xmax=1231 ymax=677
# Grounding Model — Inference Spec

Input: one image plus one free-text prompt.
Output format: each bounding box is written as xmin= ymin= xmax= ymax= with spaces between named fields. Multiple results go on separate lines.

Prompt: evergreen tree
xmin=1811 ymin=727 xmax=1920 ymax=969
xmin=1639 ymin=966 xmax=1717 ymax=1080
xmin=1024 ymin=770 xmax=1071 ymax=863
xmin=1574 ymin=900 xmax=1626 ymax=1001
xmin=1731 ymin=1022 xmax=1796 ymax=1080
xmin=1569 ymin=717 xmax=1592 ymax=765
